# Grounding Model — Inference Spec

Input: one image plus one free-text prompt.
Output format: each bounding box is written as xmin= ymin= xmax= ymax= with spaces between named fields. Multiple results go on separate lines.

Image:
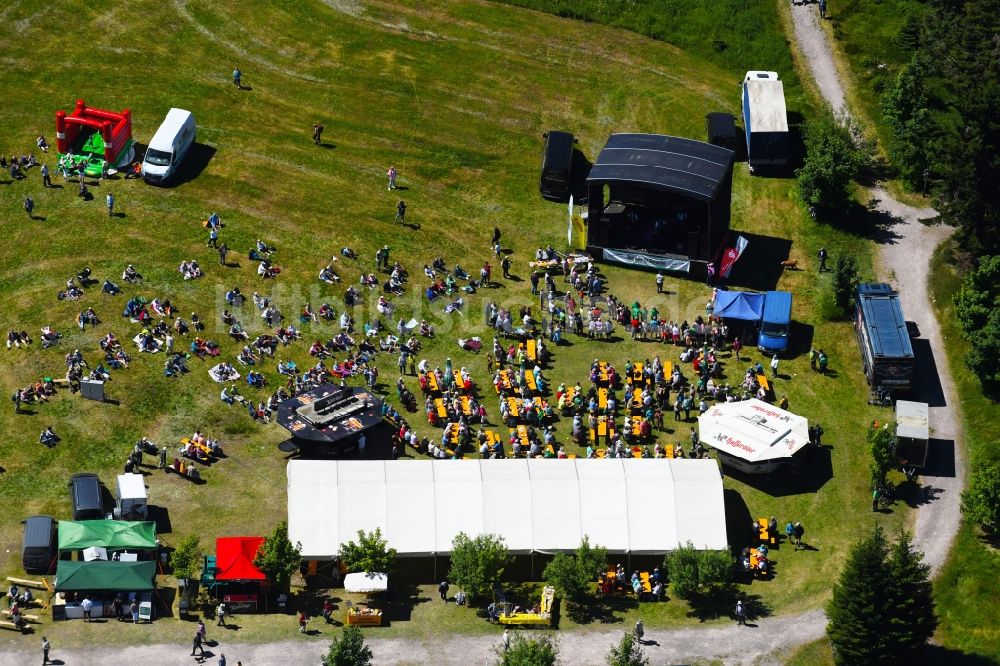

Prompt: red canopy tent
xmin=215 ymin=536 xmax=266 ymax=582
xmin=214 ymin=536 xmax=268 ymax=612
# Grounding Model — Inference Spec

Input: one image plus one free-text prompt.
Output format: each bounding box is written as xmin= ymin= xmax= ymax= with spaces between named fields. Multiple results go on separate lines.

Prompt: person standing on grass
xmin=501 ymin=255 xmax=512 ymax=280
xmin=106 ymin=192 xmax=115 ymax=217
xmin=232 ymin=67 xmax=242 ymax=88
xmin=771 ymin=354 xmax=779 ymax=377
xmin=819 ymin=0 xmax=827 ymax=18
xmin=655 ymin=272 xmax=664 ymax=293
xmin=785 ymin=521 xmax=795 ymax=546
xmin=191 ymin=630 xmax=205 ymax=656
xmin=733 ymin=336 xmax=742 ymax=361
xmin=41 ymin=163 xmax=51 ymax=188
xmin=208 ymin=226 xmax=219 ymax=248
xmin=42 ymin=636 xmax=51 ymax=665
xmin=394 ymin=199 xmax=406 ymax=224
xmin=438 ymin=580 xmax=449 ymax=601
xmin=130 ymin=599 xmax=139 ymax=623
xmin=387 ymin=165 xmax=397 ymax=190
xmin=298 ymin=610 xmax=308 ymax=633
xmin=23 ymin=195 xmax=34 ymax=218
xmin=736 ymin=599 xmax=746 ymax=625
xmin=794 ymin=522 xmax=805 ymax=549
xmin=818 ymin=247 xmax=828 ymax=272
xmin=218 ymin=243 xmax=228 ymax=266
xmin=217 ymin=601 xmax=227 ymax=627
xmin=81 ymin=595 xmax=93 ymax=622
xmin=312 ymin=123 xmax=324 ymax=145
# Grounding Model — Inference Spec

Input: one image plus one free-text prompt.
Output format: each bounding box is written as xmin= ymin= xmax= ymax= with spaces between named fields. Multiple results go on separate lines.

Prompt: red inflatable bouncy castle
xmin=55 ymin=99 xmax=133 ymax=165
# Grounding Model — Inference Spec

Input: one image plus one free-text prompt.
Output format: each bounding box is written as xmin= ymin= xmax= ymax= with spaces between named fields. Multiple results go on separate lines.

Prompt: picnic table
xmin=758 ymin=518 xmax=776 ymax=545
xmin=598 ymin=387 xmax=608 ymax=410
xmin=434 ymin=398 xmax=448 ymax=419
xmin=524 ymin=370 xmax=538 ymax=394
xmin=526 ymin=339 xmax=537 ymax=363
xmin=631 ymin=388 xmax=643 ymax=409
xmin=598 ymin=361 xmax=609 ymax=384
xmin=756 ymin=373 xmax=771 ymax=396
xmin=516 ymin=425 xmax=530 ymax=449
xmin=461 ymin=395 xmax=473 ymax=416
xmin=506 ymin=397 xmax=520 ymax=419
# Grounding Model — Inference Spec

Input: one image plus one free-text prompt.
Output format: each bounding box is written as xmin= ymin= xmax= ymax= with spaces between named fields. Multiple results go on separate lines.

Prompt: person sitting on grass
xmin=39 ymin=426 xmax=58 ymax=447
xmin=319 ymin=265 xmax=340 ymax=284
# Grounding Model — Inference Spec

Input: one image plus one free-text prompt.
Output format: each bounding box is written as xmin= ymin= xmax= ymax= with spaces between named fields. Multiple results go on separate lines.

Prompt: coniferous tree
xmin=883 ymin=531 xmax=937 ymax=658
xmin=827 ymin=525 xmax=892 ymax=665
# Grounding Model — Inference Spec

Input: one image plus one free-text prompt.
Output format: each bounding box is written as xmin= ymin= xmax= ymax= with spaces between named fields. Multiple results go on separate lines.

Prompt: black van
xmin=540 ymin=131 xmax=575 ymax=202
xmin=69 ymin=473 xmax=104 ymax=520
xmin=22 ymin=515 xmax=56 ymax=574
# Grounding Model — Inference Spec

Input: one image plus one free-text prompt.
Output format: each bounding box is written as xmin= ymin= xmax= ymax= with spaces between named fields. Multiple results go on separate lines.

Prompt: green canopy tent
xmin=58 ymin=520 xmax=157 ymax=552
xmin=55 ymin=560 xmax=156 ymax=592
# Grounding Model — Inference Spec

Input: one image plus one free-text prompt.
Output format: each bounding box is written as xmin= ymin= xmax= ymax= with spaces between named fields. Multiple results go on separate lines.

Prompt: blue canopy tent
xmin=713 ymin=290 xmax=764 ymax=321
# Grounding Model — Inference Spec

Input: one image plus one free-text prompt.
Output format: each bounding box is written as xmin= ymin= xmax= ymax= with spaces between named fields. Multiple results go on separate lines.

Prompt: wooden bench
xmin=1 ymin=610 xmax=39 ymax=622
xmin=6 ymin=577 xmax=50 ymax=591
xmin=0 ymin=620 xmax=25 ymax=632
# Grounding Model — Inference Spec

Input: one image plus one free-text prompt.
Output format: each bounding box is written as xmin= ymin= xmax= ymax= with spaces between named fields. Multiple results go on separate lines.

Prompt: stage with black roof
xmin=586 ymin=133 xmax=734 ymax=277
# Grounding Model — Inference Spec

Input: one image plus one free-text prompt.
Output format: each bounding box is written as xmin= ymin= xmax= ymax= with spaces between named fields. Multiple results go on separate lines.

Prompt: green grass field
xmin=0 ymin=0 xmax=902 ymax=650
xmin=925 ymin=241 xmax=1000 ymax=661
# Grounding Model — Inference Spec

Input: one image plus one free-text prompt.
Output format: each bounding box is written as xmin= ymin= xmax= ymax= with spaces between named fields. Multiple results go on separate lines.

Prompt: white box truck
xmin=115 ymin=473 xmax=148 ymax=521
xmin=742 ymin=71 xmax=789 ymax=173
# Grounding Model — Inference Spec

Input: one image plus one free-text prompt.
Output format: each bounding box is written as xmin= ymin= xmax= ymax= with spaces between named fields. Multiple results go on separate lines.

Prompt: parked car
xmin=69 ymin=472 xmax=104 ymax=520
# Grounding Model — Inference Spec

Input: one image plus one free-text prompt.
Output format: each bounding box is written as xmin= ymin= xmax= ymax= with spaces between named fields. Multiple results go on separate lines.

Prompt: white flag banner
xmin=567 ymin=194 xmax=574 ymax=246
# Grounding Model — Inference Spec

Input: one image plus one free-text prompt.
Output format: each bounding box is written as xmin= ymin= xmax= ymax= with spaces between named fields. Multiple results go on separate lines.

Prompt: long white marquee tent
xmin=287 ymin=458 xmax=727 ymax=559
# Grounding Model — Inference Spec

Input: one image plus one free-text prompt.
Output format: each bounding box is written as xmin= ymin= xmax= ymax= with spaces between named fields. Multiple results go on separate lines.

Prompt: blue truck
xmin=758 ymin=290 xmax=793 ymax=354
xmin=854 ymin=283 xmax=914 ymax=391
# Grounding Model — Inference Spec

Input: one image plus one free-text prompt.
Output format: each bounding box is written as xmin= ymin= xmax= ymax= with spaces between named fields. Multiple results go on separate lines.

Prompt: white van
xmin=142 ymin=108 xmax=196 ymax=183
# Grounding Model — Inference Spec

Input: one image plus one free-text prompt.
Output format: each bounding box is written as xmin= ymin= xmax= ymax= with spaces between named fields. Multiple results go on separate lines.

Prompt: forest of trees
xmin=881 ymin=0 xmax=1000 ymax=255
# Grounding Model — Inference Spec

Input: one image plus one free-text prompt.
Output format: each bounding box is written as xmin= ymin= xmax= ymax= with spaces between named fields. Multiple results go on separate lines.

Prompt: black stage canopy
xmin=586 ymin=133 xmax=733 ymax=202
xmin=277 ymin=384 xmax=383 ymax=447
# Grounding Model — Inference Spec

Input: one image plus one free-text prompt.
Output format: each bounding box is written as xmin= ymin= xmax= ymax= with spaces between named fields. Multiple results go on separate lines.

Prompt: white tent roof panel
xmin=576 ymin=462 xmax=629 ymax=553
xmin=433 ymin=463 xmax=484 ymax=553
xmin=338 ymin=462 xmax=388 ymax=544
xmin=529 ymin=461 xmax=583 ymax=553
xmin=286 ymin=459 xmax=728 ymax=558
xmin=482 ymin=460 xmax=533 ymax=553
xmin=624 ymin=461 xmax=676 ymax=554
xmin=385 ymin=462 xmax=436 ymax=556
xmin=669 ymin=461 xmax=729 ymax=550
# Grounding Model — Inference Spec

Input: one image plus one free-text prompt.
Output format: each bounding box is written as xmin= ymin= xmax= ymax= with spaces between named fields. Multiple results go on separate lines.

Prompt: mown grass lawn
xmin=0 ymin=0 xmax=902 ymax=649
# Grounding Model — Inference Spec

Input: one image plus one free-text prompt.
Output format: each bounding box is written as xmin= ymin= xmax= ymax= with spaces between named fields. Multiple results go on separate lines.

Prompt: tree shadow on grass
xmin=382 ymin=582 xmax=431 ymax=624
xmin=564 ymin=594 xmax=635 ymax=625
xmin=686 ymin=588 xmax=772 ymax=623
xmin=920 ymin=645 xmax=998 ymax=665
